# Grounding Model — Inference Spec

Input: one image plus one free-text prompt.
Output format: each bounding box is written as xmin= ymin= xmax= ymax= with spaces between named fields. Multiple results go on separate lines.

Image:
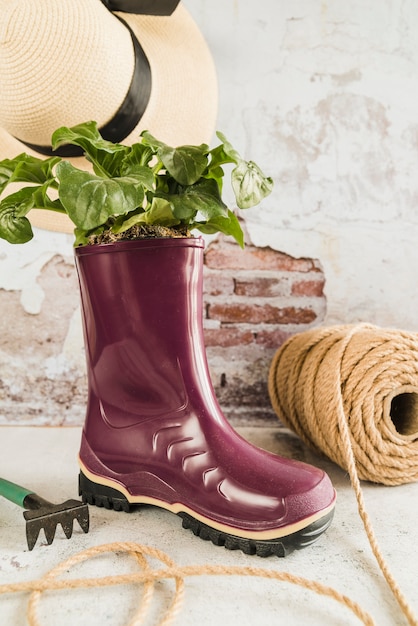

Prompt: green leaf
xmin=56 ymin=161 xmax=145 ymax=230
xmin=165 ymin=194 xmax=197 ymax=221
xmin=111 ymin=212 xmax=143 ymax=234
xmin=207 ymin=144 xmax=234 ymax=170
xmin=0 ymin=192 xmax=34 ymax=243
xmin=0 ymin=154 xmax=60 ymax=194
xmin=52 ymin=121 xmax=120 ymax=153
xmin=0 ymin=187 xmax=35 ymax=216
xmin=215 ymin=131 xmax=242 ymax=164
xmin=193 ymin=210 xmax=244 ymax=248
xmin=168 ymin=179 xmax=227 ymax=222
xmin=231 ymin=160 xmax=274 ymax=209
xmin=91 ymin=150 xmax=129 ymax=178
xmin=203 ymin=163 xmax=225 ymax=197
xmin=118 ymin=163 xmax=155 ymax=190
xmin=33 ymin=191 xmax=67 ymax=216
xmin=139 ymin=130 xmax=167 ymax=152
xmin=113 ymin=198 xmax=180 ymax=233
xmin=143 ymin=197 xmax=180 ymax=226
xmin=159 ymin=145 xmax=208 ymax=186
xmin=52 ymin=121 xmax=129 ymax=177
xmin=120 ymin=143 xmax=155 ymax=172
xmin=13 ymin=155 xmax=60 ymax=185
xmin=141 ymin=131 xmax=209 ymax=186
xmin=0 ymin=212 xmax=33 ymax=244
xmin=73 ymin=228 xmax=90 ymax=247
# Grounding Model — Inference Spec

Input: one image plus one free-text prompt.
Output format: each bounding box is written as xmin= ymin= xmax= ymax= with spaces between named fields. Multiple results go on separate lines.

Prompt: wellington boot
xmin=75 ymin=237 xmax=336 ymax=557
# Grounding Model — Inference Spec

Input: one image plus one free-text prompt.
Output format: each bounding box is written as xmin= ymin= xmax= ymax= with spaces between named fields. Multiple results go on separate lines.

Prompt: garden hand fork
xmin=0 ymin=476 xmax=89 ymax=550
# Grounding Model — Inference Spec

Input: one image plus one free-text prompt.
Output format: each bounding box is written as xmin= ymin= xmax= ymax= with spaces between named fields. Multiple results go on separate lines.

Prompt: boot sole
xmin=79 ymin=470 xmax=334 ymax=557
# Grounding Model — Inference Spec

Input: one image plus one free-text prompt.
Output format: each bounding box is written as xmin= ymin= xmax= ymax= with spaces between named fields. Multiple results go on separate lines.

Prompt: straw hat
xmin=0 ymin=0 xmax=218 ymax=232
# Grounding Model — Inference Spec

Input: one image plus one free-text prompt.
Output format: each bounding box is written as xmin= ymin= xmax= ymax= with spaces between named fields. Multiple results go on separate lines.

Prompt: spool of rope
xmin=268 ymin=324 xmax=418 ymax=485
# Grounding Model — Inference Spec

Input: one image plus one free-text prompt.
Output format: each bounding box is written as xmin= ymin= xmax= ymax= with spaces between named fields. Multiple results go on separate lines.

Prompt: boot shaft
xmin=75 ymin=237 xmax=205 ymax=350
xmin=75 ymin=237 xmax=208 ymax=427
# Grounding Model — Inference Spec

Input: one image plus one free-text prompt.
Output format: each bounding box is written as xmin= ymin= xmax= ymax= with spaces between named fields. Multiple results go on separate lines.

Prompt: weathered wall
xmin=188 ymin=0 xmax=418 ymax=329
xmin=0 ymin=232 xmax=86 ymax=425
xmin=203 ymin=233 xmax=325 ymax=424
xmin=0 ymin=230 xmax=325 ymax=426
xmin=2 ymin=0 xmax=418 ymax=425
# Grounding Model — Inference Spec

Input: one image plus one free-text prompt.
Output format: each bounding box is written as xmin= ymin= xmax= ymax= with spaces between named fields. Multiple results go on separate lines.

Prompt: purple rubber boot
xmin=75 ymin=237 xmax=336 ymax=557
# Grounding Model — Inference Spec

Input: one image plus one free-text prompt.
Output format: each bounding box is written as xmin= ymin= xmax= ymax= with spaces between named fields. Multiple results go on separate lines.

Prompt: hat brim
xmin=0 ymin=3 xmax=218 ymax=234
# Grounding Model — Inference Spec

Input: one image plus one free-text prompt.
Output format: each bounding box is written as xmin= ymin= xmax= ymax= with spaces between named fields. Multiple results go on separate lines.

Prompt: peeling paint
xmin=44 ymin=306 xmax=85 ymax=378
xmin=190 ymin=0 xmax=418 ymax=330
xmin=0 ymin=229 xmax=74 ymax=314
xmin=2 ymin=0 xmax=418 ymax=427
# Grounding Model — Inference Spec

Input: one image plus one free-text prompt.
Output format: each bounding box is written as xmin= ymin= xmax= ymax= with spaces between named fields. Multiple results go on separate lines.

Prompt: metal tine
xmin=43 ymin=522 xmax=57 ymax=546
xmin=74 ymin=507 xmax=90 ymax=534
xmin=25 ymin=521 xmax=42 ymax=552
xmin=61 ymin=519 xmax=74 ymax=539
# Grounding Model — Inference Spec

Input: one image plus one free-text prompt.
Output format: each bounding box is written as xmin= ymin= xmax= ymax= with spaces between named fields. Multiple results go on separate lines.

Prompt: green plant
xmin=0 ymin=121 xmax=273 ymax=248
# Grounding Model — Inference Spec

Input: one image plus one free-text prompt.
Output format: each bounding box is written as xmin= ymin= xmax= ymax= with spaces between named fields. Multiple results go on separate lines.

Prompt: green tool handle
xmin=0 ymin=477 xmax=35 ymax=508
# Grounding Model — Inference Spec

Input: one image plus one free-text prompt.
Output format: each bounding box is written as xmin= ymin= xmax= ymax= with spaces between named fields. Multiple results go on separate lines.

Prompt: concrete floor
xmin=0 ymin=426 xmax=416 ymax=626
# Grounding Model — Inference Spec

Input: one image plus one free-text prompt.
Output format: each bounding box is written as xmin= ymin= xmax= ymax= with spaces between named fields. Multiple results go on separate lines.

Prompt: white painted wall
xmin=1 ymin=1 xmax=418 ymax=423
xmin=185 ymin=0 xmax=418 ymax=329
xmin=4 ymin=0 xmax=418 ymax=329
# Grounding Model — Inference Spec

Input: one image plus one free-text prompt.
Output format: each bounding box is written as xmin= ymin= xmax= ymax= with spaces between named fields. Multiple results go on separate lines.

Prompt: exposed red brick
xmin=203 ymin=327 xmax=254 ymax=347
xmin=203 ymin=272 xmax=234 ymax=296
xmin=204 ymin=240 xmax=315 ymax=272
xmin=291 ymin=279 xmax=325 ymax=297
xmin=234 ymin=276 xmax=288 ymax=297
xmin=207 ymin=302 xmax=317 ymax=325
xmin=253 ymin=328 xmax=291 ymax=349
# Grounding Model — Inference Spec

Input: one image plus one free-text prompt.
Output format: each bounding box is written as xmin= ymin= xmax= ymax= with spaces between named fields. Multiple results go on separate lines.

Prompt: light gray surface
xmin=0 ymin=426 xmax=416 ymax=626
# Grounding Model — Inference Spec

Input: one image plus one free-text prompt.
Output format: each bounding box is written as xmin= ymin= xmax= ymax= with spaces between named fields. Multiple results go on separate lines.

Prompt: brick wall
xmin=0 ymin=254 xmax=86 ymax=425
xmin=0 ymin=234 xmax=326 ymax=426
xmin=203 ymin=234 xmax=326 ymax=426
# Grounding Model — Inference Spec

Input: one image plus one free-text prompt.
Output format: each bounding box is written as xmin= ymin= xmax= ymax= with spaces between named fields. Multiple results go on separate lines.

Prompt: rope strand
xmin=269 ymin=323 xmax=418 ymax=626
xmin=0 ymin=541 xmax=376 ymax=626
xmin=1 ymin=323 xmax=417 ymax=625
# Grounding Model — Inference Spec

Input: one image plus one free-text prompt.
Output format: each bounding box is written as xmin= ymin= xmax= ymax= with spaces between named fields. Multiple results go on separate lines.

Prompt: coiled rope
xmin=0 ymin=324 xmax=417 ymax=625
xmin=268 ymin=323 xmax=418 ymax=485
xmin=268 ymin=323 xmax=418 ymax=625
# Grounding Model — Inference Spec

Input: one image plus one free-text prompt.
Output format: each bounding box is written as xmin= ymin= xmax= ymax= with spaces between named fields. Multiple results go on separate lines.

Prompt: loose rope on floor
xmin=1 ymin=323 xmax=417 ymax=625
xmin=0 ymin=541 xmax=376 ymax=626
xmin=268 ymin=323 xmax=418 ymax=626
